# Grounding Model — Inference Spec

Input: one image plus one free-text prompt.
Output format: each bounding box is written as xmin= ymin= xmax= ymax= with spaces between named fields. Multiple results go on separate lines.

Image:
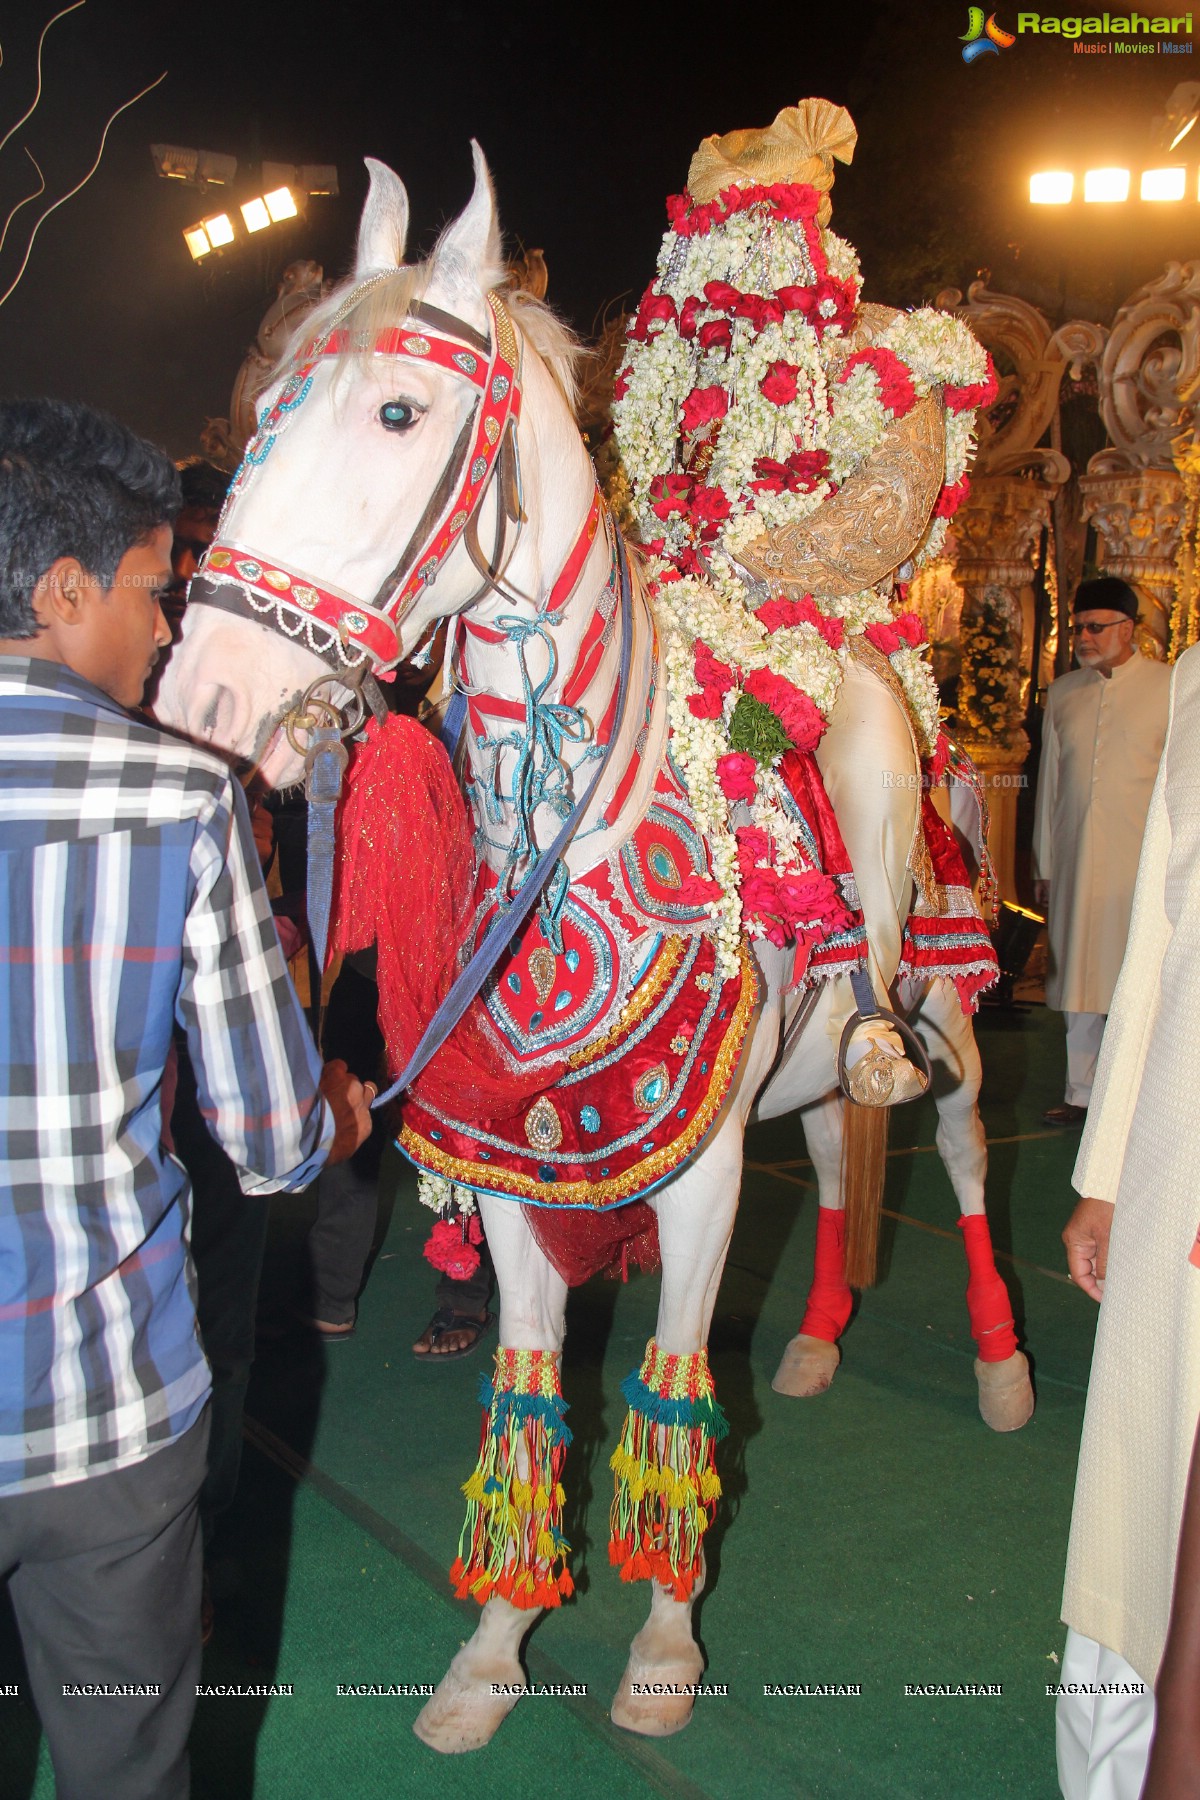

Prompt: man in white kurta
xmin=1032 ymin=578 xmax=1170 ymax=1124
xmin=1056 ymin=642 xmax=1200 ymax=1798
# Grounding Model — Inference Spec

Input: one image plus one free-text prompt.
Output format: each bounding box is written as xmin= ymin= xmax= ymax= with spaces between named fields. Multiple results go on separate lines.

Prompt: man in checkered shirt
xmin=0 ymin=399 xmax=371 ymax=1798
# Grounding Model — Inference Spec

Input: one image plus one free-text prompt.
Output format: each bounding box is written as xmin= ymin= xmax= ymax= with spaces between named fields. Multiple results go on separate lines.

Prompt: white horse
xmin=155 ymin=150 xmax=1030 ymax=1753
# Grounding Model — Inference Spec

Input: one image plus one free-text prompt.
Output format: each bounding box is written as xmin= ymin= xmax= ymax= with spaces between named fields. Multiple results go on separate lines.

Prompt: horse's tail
xmin=841 ymin=1102 xmax=890 ymax=1289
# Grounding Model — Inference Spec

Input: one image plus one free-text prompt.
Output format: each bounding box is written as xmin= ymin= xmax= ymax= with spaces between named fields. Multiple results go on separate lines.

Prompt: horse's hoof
xmin=413 ymin=1665 xmax=523 ymax=1754
xmin=975 ymin=1349 xmax=1034 ymax=1432
xmin=610 ymin=1666 xmax=697 ymax=1737
xmin=771 ymin=1332 xmax=840 ymax=1397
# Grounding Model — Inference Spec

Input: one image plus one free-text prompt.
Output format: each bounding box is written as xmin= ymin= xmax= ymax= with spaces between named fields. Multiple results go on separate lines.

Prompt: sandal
xmin=412 ymin=1307 xmax=495 ymax=1361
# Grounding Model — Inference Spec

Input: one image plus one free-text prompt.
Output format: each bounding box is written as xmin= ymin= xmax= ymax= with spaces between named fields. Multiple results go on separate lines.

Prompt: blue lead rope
xmin=369 ymin=531 xmax=636 ymax=1110
xmin=303 ymin=728 xmax=350 ymax=978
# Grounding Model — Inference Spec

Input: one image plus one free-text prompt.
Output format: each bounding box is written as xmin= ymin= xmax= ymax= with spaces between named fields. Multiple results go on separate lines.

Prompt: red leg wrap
xmin=958 ymin=1213 xmax=1018 ymax=1363
xmin=798 ymin=1206 xmax=854 ymax=1344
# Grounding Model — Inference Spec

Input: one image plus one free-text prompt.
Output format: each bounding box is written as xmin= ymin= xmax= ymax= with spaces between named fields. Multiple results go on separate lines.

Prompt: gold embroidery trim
xmin=399 ymin=941 xmax=759 ymax=1207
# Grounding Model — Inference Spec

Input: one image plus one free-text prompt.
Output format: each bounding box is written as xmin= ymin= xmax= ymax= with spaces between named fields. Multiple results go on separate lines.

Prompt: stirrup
xmin=837 ymin=969 xmax=931 ymax=1107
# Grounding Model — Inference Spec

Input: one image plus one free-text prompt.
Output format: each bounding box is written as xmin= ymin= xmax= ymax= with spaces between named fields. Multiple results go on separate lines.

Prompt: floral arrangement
xmin=955 ymin=599 xmax=1025 ymax=746
xmin=610 ymin=178 xmax=995 ymax=973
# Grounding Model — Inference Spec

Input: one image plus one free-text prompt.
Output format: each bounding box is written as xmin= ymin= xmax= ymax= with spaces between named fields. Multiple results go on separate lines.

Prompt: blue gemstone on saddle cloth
xmin=530 ymin=1011 xmax=544 ymax=1031
xmin=506 ymin=972 xmax=521 ymax=994
xmin=553 ymin=991 xmax=572 ymax=1012
xmin=564 ymin=949 xmax=580 ymax=974
xmin=580 ymin=1106 xmax=601 ymax=1134
xmin=633 ymin=1062 xmax=669 ymax=1112
xmin=538 ymin=1166 xmax=557 ymax=1183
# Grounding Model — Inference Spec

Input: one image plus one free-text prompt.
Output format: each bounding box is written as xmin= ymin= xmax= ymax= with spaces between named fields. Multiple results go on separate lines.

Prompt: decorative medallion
xmin=580 ymin=1106 xmax=601 ymax=1134
xmin=449 ymin=510 xmax=469 ymax=534
xmin=207 ymin=550 xmax=231 ymax=570
xmin=470 ymin=455 xmax=488 ymax=486
xmin=633 ymin=1062 xmax=670 ymax=1113
xmin=235 ymin=559 xmax=263 ymax=582
xmin=647 ymin=842 xmax=681 ymax=889
xmin=484 ymin=416 xmax=501 ymax=446
xmin=343 ymin=612 xmax=369 ymax=634
xmin=528 ymin=945 xmax=556 ymax=1005
xmin=292 ymin=585 xmax=319 ymax=611
xmin=263 ymin=569 xmax=291 ymax=591
xmin=402 ymin=335 xmax=431 ymax=356
xmin=491 ymin=374 xmax=511 ymax=403
xmin=524 ymin=1095 xmax=563 ymax=1152
xmin=453 ymin=351 xmax=480 ymax=376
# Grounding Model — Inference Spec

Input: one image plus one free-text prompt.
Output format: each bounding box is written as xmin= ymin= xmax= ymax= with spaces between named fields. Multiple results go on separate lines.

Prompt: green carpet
xmin=9 ymin=1003 xmax=1095 ymax=1800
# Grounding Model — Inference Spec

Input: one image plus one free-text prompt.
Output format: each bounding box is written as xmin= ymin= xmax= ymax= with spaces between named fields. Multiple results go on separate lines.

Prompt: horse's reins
xmin=185 ymin=280 xmax=634 ymax=1104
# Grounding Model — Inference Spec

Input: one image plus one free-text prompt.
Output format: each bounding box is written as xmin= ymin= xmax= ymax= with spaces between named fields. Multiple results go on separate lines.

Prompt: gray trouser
xmin=0 ymin=1409 xmax=208 ymax=1800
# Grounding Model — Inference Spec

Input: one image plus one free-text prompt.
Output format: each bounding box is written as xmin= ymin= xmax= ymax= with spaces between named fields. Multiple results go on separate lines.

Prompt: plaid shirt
xmin=0 ymin=657 xmax=332 ymax=1496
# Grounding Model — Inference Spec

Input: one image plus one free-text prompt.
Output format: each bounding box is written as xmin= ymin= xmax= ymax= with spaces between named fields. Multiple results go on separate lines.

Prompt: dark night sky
xmin=0 ymin=0 xmax=1193 ymax=456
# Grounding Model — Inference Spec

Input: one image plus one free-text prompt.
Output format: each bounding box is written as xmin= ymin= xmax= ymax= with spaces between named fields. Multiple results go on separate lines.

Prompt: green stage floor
xmin=6 ymin=1004 xmax=1093 ymax=1800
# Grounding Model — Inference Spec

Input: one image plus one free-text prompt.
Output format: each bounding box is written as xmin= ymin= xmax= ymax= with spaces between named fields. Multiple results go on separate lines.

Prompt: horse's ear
xmin=355 ymin=158 xmax=410 ymax=275
xmin=428 ymin=141 xmax=501 ymax=304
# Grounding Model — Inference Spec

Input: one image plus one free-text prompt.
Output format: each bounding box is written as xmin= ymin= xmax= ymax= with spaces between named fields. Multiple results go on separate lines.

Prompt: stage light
xmin=1141 ymin=167 xmax=1187 ymax=201
xmin=203 ymin=212 xmax=235 ymax=247
xmin=263 ymin=186 xmax=298 ymax=222
xmin=182 ymin=223 xmax=211 ymax=261
xmin=240 ymin=197 xmax=270 ymax=233
xmin=263 ymin=161 xmax=339 ymax=198
xmin=1030 ymin=170 xmax=1073 ymax=204
xmin=1084 ymin=167 xmax=1131 ymax=202
xmin=151 ymin=144 xmax=237 ymax=187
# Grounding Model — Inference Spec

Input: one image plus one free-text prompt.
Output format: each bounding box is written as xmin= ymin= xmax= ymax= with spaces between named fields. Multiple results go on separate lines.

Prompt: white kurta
xmin=1062 ymin=645 xmax=1200 ymax=1684
xmin=1032 ymin=654 xmax=1170 ymax=1013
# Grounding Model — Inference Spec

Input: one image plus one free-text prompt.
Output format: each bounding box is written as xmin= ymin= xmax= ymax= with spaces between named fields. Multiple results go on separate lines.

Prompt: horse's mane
xmin=282 ymin=242 xmax=589 ymax=421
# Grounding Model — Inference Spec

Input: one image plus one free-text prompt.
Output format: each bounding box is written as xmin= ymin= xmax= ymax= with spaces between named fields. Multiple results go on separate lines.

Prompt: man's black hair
xmin=0 ymin=398 xmax=181 ymax=639
xmin=176 ymin=456 xmax=230 ymax=516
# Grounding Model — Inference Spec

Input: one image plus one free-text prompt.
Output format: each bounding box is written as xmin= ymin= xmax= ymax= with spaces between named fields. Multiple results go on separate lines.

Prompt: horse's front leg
xmin=609 ymin=1113 xmax=744 ymax=1737
xmin=414 ymin=1194 xmax=569 ymax=1754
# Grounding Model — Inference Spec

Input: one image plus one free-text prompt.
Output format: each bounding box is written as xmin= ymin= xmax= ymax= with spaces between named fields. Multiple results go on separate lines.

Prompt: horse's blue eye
xmin=379 ymin=401 xmax=416 ymax=430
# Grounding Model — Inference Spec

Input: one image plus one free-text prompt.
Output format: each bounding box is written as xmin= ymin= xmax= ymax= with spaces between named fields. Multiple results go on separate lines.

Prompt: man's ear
xmin=31 ymin=557 xmax=91 ymax=629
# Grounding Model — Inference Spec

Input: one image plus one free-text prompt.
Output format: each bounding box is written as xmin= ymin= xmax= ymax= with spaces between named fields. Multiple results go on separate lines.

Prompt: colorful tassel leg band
xmin=798 ymin=1205 xmax=854 ymax=1344
xmin=958 ymin=1213 xmax=1018 ymax=1363
xmin=609 ymin=1339 xmax=729 ymax=1601
xmin=450 ymin=1347 xmax=574 ymax=1609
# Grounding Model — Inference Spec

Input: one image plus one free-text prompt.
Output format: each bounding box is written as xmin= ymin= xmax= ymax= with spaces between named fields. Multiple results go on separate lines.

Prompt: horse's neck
xmin=453 ymin=419 xmax=663 ymax=886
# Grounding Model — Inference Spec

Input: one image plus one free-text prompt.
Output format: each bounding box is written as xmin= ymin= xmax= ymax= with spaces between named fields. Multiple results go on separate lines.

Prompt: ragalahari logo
xmin=962 ymin=7 xmax=1018 ymax=57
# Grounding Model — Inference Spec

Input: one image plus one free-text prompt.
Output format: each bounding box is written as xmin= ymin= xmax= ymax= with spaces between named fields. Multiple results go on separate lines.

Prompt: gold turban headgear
xmin=686 ymin=97 xmax=857 ymax=227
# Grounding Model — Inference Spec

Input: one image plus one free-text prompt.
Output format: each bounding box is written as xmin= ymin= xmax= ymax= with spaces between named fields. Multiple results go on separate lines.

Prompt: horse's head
xmin=155 ymin=146 xmax=589 ymax=786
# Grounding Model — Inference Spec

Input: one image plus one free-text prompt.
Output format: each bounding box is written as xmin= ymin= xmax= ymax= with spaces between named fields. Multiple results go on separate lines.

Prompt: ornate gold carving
xmin=738 ymin=392 xmax=945 ymax=596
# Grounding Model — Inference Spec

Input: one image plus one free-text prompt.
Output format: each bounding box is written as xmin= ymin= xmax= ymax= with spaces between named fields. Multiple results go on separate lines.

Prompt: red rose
xmin=864 ymin=620 xmax=901 ymax=656
xmin=927 ymin=731 xmax=951 ymax=783
xmin=678 ymin=295 xmax=703 ymax=340
xmin=689 ymin=485 xmax=731 ymax=530
xmin=717 ymin=751 xmax=759 ymax=802
xmin=741 ymin=869 xmax=781 ymax=921
xmin=680 ymin=385 xmax=730 ymax=435
xmin=777 ymin=870 xmax=850 ymax=933
xmin=734 ymin=293 xmax=784 ymax=332
xmin=934 ymin=476 xmax=970 ymax=519
xmin=893 ymin=612 xmax=926 ymax=647
xmin=687 ymin=687 xmax=726 ymax=720
xmin=698 ymin=318 xmax=733 ymax=354
xmin=629 ymin=289 xmax=677 ymax=343
xmin=760 ymin=361 xmax=801 ymax=407
xmin=703 ymin=279 xmax=741 ymax=311
xmin=765 ymin=182 xmax=821 ymax=222
xmin=736 ymin=824 xmax=771 ymax=869
xmin=775 ymin=285 xmax=813 ymax=314
xmin=613 ymin=366 xmax=631 ymax=403
xmin=677 ymin=871 xmax=723 ymax=905
xmin=945 ymin=355 xmax=999 ymax=414
xmin=693 ymin=640 xmax=735 ymax=694
xmin=649 ymin=473 xmax=693 ymax=521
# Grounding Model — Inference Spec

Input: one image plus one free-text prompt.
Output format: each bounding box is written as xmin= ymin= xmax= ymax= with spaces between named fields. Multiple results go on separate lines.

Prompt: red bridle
xmin=189 ymin=286 xmax=523 ymax=675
